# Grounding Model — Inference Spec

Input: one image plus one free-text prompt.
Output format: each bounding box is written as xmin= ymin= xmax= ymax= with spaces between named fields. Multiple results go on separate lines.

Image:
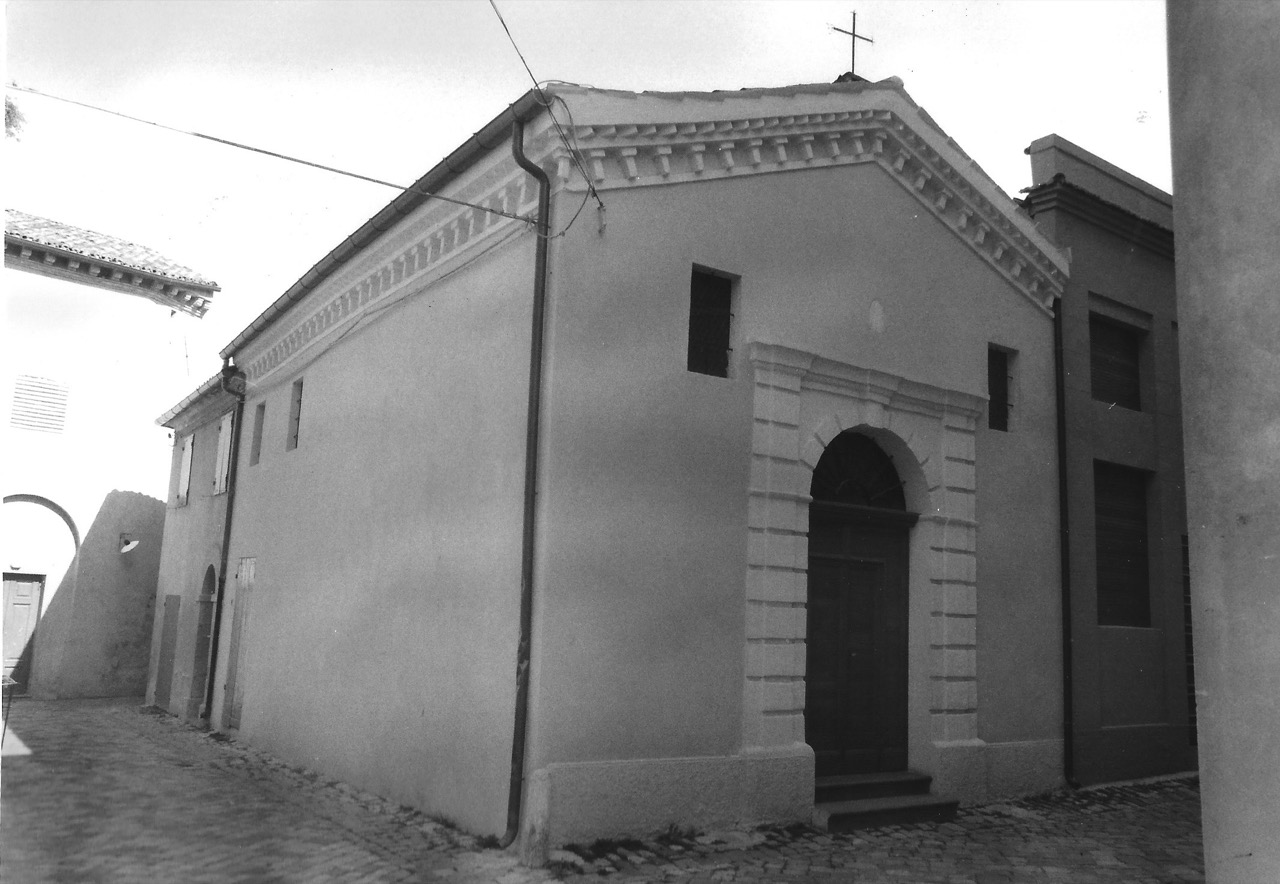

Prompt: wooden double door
xmin=805 ymin=504 xmax=913 ymax=776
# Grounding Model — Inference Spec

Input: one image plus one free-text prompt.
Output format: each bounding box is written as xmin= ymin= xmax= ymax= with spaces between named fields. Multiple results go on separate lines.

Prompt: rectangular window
xmin=687 ymin=268 xmax=733 ymax=377
xmin=249 ymin=402 xmax=266 ymax=466
xmin=213 ymin=412 xmax=234 ymax=494
xmin=1090 ymin=314 xmax=1143 ymax=410
xmin=176 ymin=434 xmax=194 ymax=506
xmin=1094 ymin=461 xmax=1150 ymax=627
xmin=286 ymin=378 xmax=304 ymax=451
xmin=987 ymin=346 xmax=1011 ymax=431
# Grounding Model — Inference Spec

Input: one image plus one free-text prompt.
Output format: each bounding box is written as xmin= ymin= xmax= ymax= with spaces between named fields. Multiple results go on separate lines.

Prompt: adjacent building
xmin=3 ymin=209 xmax=218 ymax=697
xmin=1021 ymin=136 xmax=1196 ymax=784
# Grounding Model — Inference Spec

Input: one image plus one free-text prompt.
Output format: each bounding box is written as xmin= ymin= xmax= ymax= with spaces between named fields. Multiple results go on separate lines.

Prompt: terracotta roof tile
xmin=4 ymin=208 xmax=219 ymax=289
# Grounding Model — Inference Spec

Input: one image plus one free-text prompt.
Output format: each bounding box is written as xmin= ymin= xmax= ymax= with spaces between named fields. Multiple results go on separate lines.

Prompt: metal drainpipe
xmin=201 ymin=359 xmax=247 ymax=723
xmin=1052 ymin=295 xmax=1077 ymax=788
xmin=501 ymin=118 xmax=551 ymax=848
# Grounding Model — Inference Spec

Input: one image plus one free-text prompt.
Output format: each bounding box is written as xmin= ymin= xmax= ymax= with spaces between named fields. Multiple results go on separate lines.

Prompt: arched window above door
xmin=810 ymin=432 xmax=907 ymax=510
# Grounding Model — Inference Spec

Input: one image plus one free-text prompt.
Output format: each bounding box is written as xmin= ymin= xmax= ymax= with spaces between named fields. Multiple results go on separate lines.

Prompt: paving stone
xmin=1 ymin=698 xmax=1204 ymax=883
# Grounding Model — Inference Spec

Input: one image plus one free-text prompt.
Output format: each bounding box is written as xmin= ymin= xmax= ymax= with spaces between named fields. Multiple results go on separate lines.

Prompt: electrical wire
xmin=6 ymin=83 xmax=535 ymax=225
xmin=487 ymin=0 xmax=605 ymax=212
xmin=8 ymin=82 xmax=594 ymax=241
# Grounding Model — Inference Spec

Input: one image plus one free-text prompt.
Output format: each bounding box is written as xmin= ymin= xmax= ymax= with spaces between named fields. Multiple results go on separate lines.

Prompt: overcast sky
xmin=6 ymin=0 xmax=1171 ymax=386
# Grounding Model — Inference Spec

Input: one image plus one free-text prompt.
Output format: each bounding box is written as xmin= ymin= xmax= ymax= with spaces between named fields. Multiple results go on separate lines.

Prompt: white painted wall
xmin=525 ymin=160 xmax=1063 ymax=838
xmin=210 ymin=231 xmax=538 ymax=835
xmin=157 ymin=112 xmax=1065 ymax=846
xmin=4 ymin=267 xmax=200 ymax=696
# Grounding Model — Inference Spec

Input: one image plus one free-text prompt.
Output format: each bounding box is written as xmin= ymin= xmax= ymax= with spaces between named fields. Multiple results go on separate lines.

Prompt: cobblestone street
xmin=1 ymin=698 xmax=1203 ymax=883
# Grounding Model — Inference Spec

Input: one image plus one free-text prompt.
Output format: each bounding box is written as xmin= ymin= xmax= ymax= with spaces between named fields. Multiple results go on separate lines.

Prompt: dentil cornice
xmin=545 ymin=84 xmax=1068 ymax=314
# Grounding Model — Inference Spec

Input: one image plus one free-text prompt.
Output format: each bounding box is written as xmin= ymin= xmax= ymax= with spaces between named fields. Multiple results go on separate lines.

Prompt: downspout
xmin=201 ymin=359 xmax=247 ymax=722
xmin=1052 ymin=295 xmax=1077 ymax=788
xmin=502 ymin=117 xmax=551 ymax=847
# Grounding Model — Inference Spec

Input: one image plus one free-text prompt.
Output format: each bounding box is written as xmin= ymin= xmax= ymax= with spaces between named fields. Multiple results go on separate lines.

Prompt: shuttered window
xmin=213 ymin=412 xmax=234 ymax=494
xmin=1089 ymin=314 xmax=1142 ymax=410
xmin=1094 ymin=461 xmax=1150 ymax=627
xmin=176 ymin=434 xmax=194 ymax=506
xmin=687 ymin=269 xmax=733 ymax=377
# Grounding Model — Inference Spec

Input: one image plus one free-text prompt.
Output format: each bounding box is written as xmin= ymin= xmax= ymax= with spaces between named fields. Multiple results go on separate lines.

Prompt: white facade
xmin=152 ymin=78 xmax=1073 ymax=853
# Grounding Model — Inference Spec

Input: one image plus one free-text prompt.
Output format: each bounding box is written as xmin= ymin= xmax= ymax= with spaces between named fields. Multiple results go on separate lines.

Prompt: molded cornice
xmin=4 ymin=240 xmax=217 ymax=317
xmin=157 ymin=372 xmax=236 ymax=431
xmin=235 ymin=157 xmax=546 ymax=385
xmin=546 ymin=84 xmax=1068 ymax=314
xmin=1022 ymin=179 xmax=1174 ymax=259
xmin=217 ymin=80 xmax=1071 ymax=400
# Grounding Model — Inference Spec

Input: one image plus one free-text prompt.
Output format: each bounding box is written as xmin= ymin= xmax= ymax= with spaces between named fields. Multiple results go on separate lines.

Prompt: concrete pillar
xmin=1167 ymin=2 xmax=1280 ymax=880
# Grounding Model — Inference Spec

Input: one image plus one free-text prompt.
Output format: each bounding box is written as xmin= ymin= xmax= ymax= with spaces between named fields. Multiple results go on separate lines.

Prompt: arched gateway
xmin=806 ymin=432 xmax=918 ymax=775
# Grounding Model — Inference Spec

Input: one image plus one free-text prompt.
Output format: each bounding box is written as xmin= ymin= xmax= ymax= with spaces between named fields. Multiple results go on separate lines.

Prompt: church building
xmin=149 ymin=76 xmax=1085 ymax=854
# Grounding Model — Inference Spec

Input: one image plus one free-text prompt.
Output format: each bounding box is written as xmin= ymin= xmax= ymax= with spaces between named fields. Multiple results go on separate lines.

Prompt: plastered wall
xmin=211 ymin=234 xmax=537 ymax=836
xmin=529 ymin=163 xmax=1062 ymax=801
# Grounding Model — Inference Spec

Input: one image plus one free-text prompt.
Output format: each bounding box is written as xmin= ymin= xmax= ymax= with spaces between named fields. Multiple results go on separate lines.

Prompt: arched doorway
xmin=806 ymin=431 xmax=918 ymax=775
xmin=3 ymin=494 xmax=80 ymax=692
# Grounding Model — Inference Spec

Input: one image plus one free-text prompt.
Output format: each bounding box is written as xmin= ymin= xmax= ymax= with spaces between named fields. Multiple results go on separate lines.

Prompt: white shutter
xmin=213 ymin=412 xmax=234 ymax=494
xmin=177 ymin=434 xmax=194 ymax=505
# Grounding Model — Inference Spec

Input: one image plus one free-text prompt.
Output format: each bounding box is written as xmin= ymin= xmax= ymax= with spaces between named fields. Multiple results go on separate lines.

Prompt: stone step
xmin=814 ymin=793 xmax=960 ymax=832
xmin=814 ymin=770 xmax=934 ymax=804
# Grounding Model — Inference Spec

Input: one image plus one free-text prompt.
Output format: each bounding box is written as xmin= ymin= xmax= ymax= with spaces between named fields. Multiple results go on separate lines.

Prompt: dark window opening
xmin=249 ymin=402 xmax=266 ymax=466
xmin=987 ymin=347 xmax=1011 ymax=431
xmin=1094 ymin=461 xmax=1150 ymax=627
xmin=687 ymin=269 xmax=732 ymax=377
xmin=1090 ymin=314 xmax=1143 ymax=410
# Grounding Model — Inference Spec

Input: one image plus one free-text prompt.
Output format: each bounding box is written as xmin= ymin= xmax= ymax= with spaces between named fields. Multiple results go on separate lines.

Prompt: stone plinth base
xmin=521 ymin=744 xmax=813 ymax=864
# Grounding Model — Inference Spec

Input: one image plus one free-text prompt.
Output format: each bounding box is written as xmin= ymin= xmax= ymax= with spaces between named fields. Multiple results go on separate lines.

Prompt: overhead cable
xmin=5 ymin=83 xmax=535 ymax=225
xmin=487 ymin=0 xmax=605 ymax=211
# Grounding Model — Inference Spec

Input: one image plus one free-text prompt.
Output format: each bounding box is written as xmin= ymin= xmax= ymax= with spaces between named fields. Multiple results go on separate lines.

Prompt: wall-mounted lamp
xmin=119 ymin=534 xmax=140 ymax=554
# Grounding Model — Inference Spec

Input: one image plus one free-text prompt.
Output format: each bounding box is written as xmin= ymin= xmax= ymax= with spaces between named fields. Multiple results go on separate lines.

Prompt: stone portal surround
xmin=742 ymin=342 xmax=985 ymax=758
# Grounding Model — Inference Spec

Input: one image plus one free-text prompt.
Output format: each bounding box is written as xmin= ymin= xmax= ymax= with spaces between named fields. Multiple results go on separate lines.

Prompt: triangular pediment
xmin=534 ymin=80 xmax=1068 ymax=313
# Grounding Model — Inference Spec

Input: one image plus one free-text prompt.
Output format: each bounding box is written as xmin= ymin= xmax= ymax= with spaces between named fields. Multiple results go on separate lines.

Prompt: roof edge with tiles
xmin=5 ymin=209 xmax=219 ymax=318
